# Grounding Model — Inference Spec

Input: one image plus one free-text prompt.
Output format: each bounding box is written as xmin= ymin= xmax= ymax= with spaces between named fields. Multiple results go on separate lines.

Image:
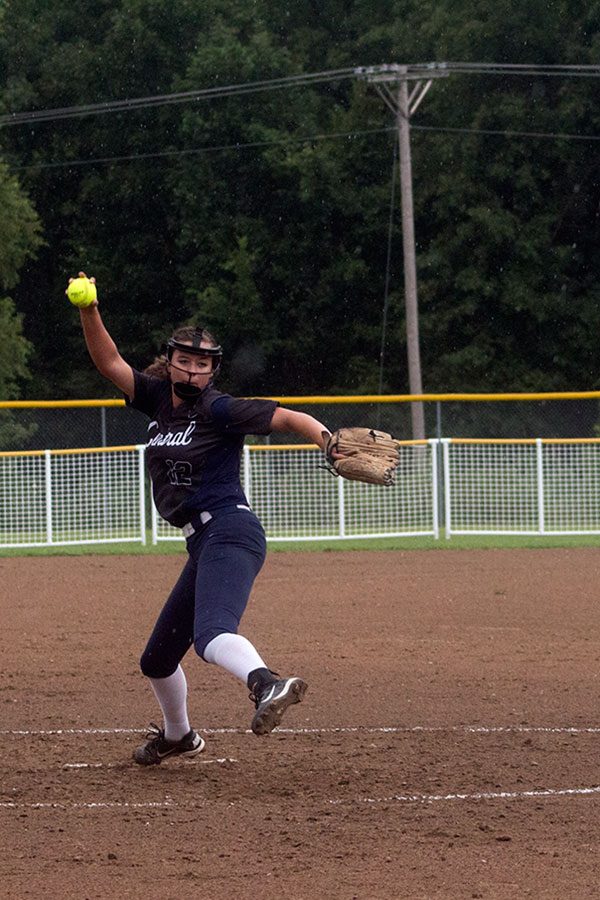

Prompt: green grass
xmin=2 ymin=531 xmax=600 ymax=557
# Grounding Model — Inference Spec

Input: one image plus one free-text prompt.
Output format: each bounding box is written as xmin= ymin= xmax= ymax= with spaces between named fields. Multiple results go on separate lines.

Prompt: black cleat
xmin=133 ymin=724 xmax=205 ymax=765
xmin=250 ymin=677 xmax=308 ymax=735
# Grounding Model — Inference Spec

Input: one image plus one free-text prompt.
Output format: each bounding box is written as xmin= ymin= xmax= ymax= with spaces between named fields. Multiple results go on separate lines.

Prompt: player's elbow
xmin=96 ymin=358 xmax=134 ymax=395
xmin=270 ymin=407 xmax=327 ymax=446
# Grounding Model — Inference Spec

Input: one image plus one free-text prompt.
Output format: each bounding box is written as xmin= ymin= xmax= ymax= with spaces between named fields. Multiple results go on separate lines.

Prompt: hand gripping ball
xmin=66 ymin=276 xmax=97 ymax=308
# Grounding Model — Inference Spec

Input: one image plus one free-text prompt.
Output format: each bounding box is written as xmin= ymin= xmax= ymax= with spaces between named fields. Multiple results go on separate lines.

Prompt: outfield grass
xmin=2 ymin=531 xmax=600 ymax=557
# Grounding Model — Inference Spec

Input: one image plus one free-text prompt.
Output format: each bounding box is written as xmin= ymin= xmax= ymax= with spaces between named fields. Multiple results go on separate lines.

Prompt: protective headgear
xmin=166 ymin=326 xmax=223 ymax=400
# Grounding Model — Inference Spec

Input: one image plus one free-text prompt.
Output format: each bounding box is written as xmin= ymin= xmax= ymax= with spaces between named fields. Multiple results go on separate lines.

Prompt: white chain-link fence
xmin=151 ymin=443 xmax=439 ymax=542
xmin=0 ymin=446 xmax=146 ymax=548
xmin=2 ymin=438 xmax=600 ymax=549
xmin=442 ymin=438 xmax=600 ymax=536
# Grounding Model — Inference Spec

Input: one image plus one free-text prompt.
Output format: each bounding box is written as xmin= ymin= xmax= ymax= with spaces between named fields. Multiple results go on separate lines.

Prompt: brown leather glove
xmin=322 ymin=427 xmax=402 ymax=486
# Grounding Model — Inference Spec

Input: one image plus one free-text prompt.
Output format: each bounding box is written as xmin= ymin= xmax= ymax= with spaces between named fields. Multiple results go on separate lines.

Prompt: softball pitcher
xmin=69 ymin=273 xmax=331 ymax=765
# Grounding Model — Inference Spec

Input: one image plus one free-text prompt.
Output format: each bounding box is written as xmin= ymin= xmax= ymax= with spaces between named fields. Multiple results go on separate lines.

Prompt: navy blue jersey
xmin=126 ymin=370 xmax=278 ymax=527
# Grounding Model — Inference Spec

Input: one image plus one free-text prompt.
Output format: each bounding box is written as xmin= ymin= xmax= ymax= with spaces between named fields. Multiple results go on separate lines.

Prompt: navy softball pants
xmin=139 ymin=509 xmax=267 ymax=679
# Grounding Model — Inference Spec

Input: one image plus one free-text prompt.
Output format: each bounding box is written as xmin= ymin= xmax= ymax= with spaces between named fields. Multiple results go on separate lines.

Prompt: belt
xmin=181 ymin=504 xmax=251 ymax=538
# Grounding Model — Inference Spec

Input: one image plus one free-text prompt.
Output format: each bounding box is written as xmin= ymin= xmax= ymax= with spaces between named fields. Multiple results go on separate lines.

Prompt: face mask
xmin=172 ymin=380 xmax=205 ymax=400
xmin=165 ymin=328 xmax=222 ymax=401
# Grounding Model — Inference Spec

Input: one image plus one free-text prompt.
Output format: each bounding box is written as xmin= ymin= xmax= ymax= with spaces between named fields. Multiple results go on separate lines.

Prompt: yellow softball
xmin=67 ymin=276 xmax=97 ymax=308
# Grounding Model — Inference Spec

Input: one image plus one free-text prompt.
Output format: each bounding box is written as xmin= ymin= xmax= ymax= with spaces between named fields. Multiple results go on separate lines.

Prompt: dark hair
xmin=144 ymin=325 xmax=220 ymax=380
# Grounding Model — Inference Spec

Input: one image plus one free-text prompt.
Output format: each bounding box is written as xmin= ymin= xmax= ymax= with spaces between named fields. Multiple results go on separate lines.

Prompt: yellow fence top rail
xmin=4 ymin=439 xmax=600 ymax=459
xmin=249 ymin=439 xmax=429 ymax=451
xmin=263 ymin=391 xmax=600 ymax=403
xmin=0 ymin=399 xmax=126 ymax=409
xmin=2 ymin=391 xmax=600 ymax=409
xmin=450 ymin=437 xmax=600 ymax=445
xmin=0 ymin=445 xmax=139 ymax=458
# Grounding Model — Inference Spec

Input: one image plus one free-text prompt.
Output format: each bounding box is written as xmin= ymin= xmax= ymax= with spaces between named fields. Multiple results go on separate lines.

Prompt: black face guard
xmin=170 ymin=379 xmax=204 ymax=400
xmin=166 ymin=327 xmax=223 ymax=400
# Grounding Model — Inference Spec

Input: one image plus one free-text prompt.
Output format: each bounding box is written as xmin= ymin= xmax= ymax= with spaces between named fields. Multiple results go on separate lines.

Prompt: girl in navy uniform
xmin=71 ymin=273 xmax=331 ymax=764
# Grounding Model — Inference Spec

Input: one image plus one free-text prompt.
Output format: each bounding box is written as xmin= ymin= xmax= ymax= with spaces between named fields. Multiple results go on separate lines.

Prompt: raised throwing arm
xmin=68 ymin=272 xmax=135 ymax=398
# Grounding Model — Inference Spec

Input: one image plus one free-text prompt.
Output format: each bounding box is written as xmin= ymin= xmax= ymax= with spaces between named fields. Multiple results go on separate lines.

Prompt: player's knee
xmin=140 ymin=649 xmax=175 ymax=679
xmin=194 ymin=628 xmax=231 ymax=661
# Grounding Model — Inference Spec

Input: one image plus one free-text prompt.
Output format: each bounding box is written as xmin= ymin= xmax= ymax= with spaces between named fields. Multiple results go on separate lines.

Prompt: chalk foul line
xmin=62 ymin=757 xmax=237 ymax=769
xmin=3 ymin=724 xmax=600 ymax=737
xmin=0 ymin=798 xmax=174 ymax=810
xmin=329 ymin=784 xmax=600 ymax=806
xmin=4 ymin=784 xmax=600 ymax=812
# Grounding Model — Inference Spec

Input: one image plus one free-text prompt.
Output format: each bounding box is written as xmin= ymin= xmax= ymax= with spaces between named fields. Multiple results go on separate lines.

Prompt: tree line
xmin=1 ymin=0 xmax=599 ymax=406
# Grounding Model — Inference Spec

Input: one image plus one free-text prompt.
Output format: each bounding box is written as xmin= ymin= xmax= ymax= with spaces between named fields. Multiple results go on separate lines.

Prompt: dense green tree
xmin=0 ymin=159 xmax=43 ymax=290
xmin=1 ymin=0 xmax=599 ymax=407
xmin=402 ymin=0 xmax=600 ymax=391
xmin=0 ymin=0 xmax=209 ymax=396
xmin=0 ymin=158 xmax=41 ymax=442
xmin=0 ymin=295 xmax=31 ymax=392
xmin=0 ymin=293 xmax=35 ymax=449
xmin=0 ymin=157 xmax=41 ymax=392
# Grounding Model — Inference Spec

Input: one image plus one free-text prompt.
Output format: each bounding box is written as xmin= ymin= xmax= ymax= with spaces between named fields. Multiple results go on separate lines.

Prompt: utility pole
xmin=356 ymin=64 xmax=447 ymax=440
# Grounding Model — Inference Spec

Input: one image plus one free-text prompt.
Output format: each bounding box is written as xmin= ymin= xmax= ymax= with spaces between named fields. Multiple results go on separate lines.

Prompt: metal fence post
xmin=137 ymin=445 xmax=146 ymax=545
xmin=536 ymin=438 xmax=545 ymax=534
xmin=101 ymin=408 xmax=108 ymax=533
xmin=429 ymin=439 xmax=440 ymax=539
xmin=338 ymin=475 xmax=345 ymax=537
xmin=150 ymin=500 xmax=158 ymax=545
xmin=243 ymin=445 xmax=252 ymax=504
xmin=442 ymin=438 xmax=452 ymax=539
xmin=44 ymin=449 xmax=53 ymax=545
xmin=436 ymin=401 xmax=445 ymax=531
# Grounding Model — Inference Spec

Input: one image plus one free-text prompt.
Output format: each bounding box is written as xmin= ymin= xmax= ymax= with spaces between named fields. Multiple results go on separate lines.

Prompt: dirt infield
xmin=2 ymin=548 xmax=600 ymax=899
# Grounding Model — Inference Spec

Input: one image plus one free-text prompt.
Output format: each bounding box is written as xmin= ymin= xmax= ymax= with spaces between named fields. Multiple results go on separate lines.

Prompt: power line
xmin=0 ymin=68 xmax=357 ymax=127
xmin=359 ymin=62 xmax=600 ymax=79
xmin=411 ymin=124 xmax=600 ymax=142
xmin=2 ymin=62 xmax=600 ymax=128
xmin=445 ymin=62 xmax=600 ymax=77
xmin=8 ymin=126 xmax=393 ymax=171
xmin=9 ymin=122 xmax=600 ymax=173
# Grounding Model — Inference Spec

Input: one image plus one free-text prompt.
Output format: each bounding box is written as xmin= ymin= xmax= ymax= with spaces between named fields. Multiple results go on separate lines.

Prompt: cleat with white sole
xmin=133 ymin=724 xmax=205 ymax=765
xmin=250 ymin=677 xmax=308 ymax=736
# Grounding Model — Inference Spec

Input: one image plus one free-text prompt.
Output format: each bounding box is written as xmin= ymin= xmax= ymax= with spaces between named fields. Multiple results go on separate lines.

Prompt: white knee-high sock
xmin=149 ymin=665 xmax=191 ymax=742
xmin=203 ymin=633 xmax=268 ymax=683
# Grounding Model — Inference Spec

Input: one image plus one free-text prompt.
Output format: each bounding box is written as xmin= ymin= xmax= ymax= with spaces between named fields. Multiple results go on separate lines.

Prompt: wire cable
xmin=9 ymin=126 xmax=394 ymax=171
xmin=411 ymin=123 xmax=600 ymax=142
xmin=9 ymin=121 xmax=600 ymax=173
xmin=444 ymin=62 xmax=600 ymax=77
xmin=2 ymin=62 xmax=600 ymax=128
xmin=0 ymin=68 xmax=357 ymax=127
